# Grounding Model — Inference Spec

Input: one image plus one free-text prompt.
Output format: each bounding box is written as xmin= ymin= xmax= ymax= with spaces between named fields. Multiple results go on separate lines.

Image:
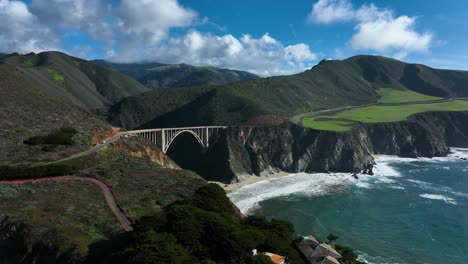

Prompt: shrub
xmin=24 ymin=127 xmax=78 ymax=146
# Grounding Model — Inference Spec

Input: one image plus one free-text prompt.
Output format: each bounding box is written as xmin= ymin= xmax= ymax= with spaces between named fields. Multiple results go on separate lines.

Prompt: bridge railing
xmin=123 ymin=126 xmax=227 ymax=134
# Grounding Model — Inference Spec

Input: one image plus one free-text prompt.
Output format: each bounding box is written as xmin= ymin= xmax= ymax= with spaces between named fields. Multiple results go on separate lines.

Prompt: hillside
xmin=94 ymin=60 xmax=259 ymax=89
xmin=109 ymin=55 xmax=468 ymax=129
xmin=0 ymin=63 xmax=110 ymax=164
xmin=1 ymin=52 xmax=148 ymax=110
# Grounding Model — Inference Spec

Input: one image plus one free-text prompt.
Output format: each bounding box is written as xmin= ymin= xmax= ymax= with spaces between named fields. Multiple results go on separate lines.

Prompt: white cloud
xmin=0 ymin=0 xmax=58 ymax=53
xmin=308 ymin=0 xmax=433 ymax=58
xmin=0 ymin=0 xmax=317 ymax=76
xmin=308 ymin=0 xmax=354 ymax=24
xmin=116 ymin=0 xmax=196 ymax=43
xmin=108 ymin=31 xmax=317 ymax=76
xmin=351 ymin=15 xmax=432 ymax=52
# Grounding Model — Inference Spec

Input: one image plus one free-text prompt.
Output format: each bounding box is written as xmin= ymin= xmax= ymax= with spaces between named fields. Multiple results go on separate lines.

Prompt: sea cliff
xmin=200 ymin=111 xmax=468 ymax=183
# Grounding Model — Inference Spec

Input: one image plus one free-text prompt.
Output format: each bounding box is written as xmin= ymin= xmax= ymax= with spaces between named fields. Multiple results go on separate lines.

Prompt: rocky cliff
xmin=200 ymin=111 xmax=468 ymax=183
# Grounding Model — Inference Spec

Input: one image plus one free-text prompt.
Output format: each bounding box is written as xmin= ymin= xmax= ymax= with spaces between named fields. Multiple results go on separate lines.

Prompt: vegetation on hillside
xmin=95 ymin=60 xmax=259 ymax=90
xmin=377 ymin=88 xmax=441 ymax=103
xmin=88 ymin=184 xmax=305 ymax=264
xmin=24 ymin=127 xmax=78 ymax=145
xmin=109 ymin=55 xmax=468 ymax=129
xmin=302 ymin=88 xmax=468 ymax=132
xmin=0 ymin=51 xmax=148 ymax=110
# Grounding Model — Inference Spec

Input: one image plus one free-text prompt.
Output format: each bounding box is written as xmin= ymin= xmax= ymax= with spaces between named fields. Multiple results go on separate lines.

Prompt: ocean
xmin=228 ymin=149 xmax=468 ymax=264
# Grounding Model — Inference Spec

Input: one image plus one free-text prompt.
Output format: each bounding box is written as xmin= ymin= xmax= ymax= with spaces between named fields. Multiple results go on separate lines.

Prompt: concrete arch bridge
xmin=124 ymin=126 xmax=227 ymax=153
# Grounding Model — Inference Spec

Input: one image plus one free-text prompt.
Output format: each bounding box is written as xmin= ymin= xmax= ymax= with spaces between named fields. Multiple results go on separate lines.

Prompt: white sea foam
xmin=229 ymin=159 xmax=406 ymax=214
xmin=228 ymin=172 xmax=355 ymax=214
xmin=229 ymin=149 xmax=468 ymax=214
xmin=419 ymin=194 xmax=457 ymax=205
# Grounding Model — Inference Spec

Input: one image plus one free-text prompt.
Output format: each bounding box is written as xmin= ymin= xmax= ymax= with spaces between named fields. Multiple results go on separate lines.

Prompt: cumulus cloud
xmin=308 ymin=0 xmax=354 ymax=24
xmin=351 ymin=13 xmax=432 ymax=52
xmin=116 ymin=0 xmax=196 ymax=43
xmin=0 ymin=0 xmax=317 ymax=76
xmin=308 ymin=0 xmax=432 ymax=57
xmin=0 ymin=0 xmax=58 ymax=53
xmin=108 ymin=31 xmax=317 ymax=76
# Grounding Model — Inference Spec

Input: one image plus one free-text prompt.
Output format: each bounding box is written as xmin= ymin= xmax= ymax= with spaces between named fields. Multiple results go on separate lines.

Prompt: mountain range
xmin=108 ymin=55 xmax=468 ymax=129
xmin=2 ymin=51 xmax=468 ymax=163
xmin=94 ymin=60 xmax=259 ymax=89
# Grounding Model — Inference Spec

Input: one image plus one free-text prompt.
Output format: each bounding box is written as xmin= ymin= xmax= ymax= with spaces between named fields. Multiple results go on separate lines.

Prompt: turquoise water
xmin=229 ymin=150 xmax=468 ymax=264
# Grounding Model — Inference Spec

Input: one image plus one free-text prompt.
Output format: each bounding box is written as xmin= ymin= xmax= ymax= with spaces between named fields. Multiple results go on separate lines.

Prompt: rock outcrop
xmin=200 ymin=112 xmax=468 ymax=183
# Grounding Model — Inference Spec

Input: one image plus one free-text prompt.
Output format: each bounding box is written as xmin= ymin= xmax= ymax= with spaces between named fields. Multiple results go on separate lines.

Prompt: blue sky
xmin=1 ymin=0 xmax=467 ymax=76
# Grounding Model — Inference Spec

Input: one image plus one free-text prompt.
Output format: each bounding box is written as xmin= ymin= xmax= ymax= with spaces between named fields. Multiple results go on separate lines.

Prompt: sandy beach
xmin=210 ymin=171 xmax=290 ymax=193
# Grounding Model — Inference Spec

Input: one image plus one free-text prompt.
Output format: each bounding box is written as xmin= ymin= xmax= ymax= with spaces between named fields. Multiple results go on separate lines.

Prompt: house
xmin=321 ymin=256 xmax=340 ymax=264
xmin=294 ymin=235 xmax=342 ymax=264
xmin=252 ymin=249 xmax=287 ymax=264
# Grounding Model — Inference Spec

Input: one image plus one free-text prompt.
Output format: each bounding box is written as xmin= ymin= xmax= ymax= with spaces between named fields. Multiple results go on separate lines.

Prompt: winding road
xmin=0 ymin=175 xmax=134 ymax=231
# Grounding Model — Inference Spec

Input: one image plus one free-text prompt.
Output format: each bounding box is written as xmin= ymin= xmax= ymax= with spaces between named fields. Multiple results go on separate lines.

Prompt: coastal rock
xmin=201 ymin=111 xmax=468 ymax=184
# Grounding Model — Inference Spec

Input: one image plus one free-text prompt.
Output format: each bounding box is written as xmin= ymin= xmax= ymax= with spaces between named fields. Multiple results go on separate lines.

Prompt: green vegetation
xmin=24 ymin=127 xmax=78 ymax=145
xmin=0 ymin=163 xmax=78 ymax=180
xmin=303 ymin=99 xmax=468 ymax=132
xmin=334 ymin=100 xmax=468 ymax=123
xmin=377 ymin=88 xmax=441 ymax=103
xmin=302 ymin=117 xmax=353 ymax=132
xmin=334 ymin=244 xmax=365 ymax=264
xmin=88 ymin=184 xmax=305 ymax=264
xmin=327 ymin=233 xmax=339 ymax=244
xmin=94 ymin=60 xmax=258 ymax=90
xmin=47 ymin=67 xmax=65 ymax=87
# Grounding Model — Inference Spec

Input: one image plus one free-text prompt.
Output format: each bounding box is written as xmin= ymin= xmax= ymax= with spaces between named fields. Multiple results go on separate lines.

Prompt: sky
xmin=1 ymin=0 xmax=467 ymax=76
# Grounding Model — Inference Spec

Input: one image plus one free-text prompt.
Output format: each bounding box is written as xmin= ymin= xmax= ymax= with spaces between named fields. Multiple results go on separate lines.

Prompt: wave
xmin=229 ymin=149 xmax=468 ymax=214
xmin=228 ymin=172 xmax=354 ymax=214
xmin=419 ymin=193 xmax=457 ymax=205
xmin=374 ymin=147 xmax=468 ymax=164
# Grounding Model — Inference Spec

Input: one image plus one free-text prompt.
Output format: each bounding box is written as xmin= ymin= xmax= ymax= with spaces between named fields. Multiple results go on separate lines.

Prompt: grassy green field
xmin=302 ymin=89 xmax=468 ymax=132
xmin=377 ymin=88 xmax=441 ymax=103
xmin=302 ymin=118 xmax=353 ymax=132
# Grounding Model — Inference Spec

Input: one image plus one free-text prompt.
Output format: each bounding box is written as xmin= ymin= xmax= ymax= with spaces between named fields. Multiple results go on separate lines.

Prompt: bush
xmin=113 ymin=184 xmax=306 ymax=264
xmin=0 ymin=163 xmax=78 ymax=180
xmin=334 ymin=244 xmax=366 ymax=264
xmin=24 ymin=127 xmax=78 ymax=146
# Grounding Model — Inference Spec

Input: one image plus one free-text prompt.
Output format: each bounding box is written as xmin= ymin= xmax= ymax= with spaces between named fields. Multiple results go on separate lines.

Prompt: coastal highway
xmin=0 ymin=176 xmax=134 ymax=231
xmin=50 ymin=133 xmax=124 ymax=164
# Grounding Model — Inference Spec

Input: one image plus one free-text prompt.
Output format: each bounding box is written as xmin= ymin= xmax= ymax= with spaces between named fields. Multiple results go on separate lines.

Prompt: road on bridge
xmin=0 ymin=175 xmax=134 ymax=231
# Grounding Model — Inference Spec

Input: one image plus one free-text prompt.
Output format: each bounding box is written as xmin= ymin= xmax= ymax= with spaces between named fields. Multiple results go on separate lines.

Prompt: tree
xmin=327 ymin=233 xmax=339 ymax=244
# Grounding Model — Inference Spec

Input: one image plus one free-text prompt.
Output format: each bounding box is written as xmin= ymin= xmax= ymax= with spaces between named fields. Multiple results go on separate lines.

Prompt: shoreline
xmin=214 ymin=148 xmax=468 ymax=195
xmin=210 ymin=171 xmax=290 ymax=193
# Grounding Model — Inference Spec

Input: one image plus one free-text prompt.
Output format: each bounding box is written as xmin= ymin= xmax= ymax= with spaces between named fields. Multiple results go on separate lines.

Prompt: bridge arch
xmin=164 ymin=130 xmax=204 ymax=153
xmin=124 ymin=126 xmax=227 ymax=154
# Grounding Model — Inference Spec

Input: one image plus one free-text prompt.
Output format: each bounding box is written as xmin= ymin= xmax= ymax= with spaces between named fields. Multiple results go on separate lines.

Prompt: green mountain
xmin=0 ymin=63 xmax=109 ymax=164
xmin=1 ymin=51 xmax=148 ymax=110
xmin=94 ymin=60 xmax=259 ymax=89
xmin=0 ymin=51 xmax=151 ymax=164
xmin=108 ymin=55 xmax=468 ymax=129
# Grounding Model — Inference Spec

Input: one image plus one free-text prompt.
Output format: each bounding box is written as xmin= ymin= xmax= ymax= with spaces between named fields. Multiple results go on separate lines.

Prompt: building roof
xmin=319 ymin=243 xmax=341 ymax=257
xmin=314 ymin=243 xmax=342 ymax=258
xmin=260 ymin=252 xmax=286 ymax=264
xmin=321 ymin=255 xmax=340 ymax=264
xmin=302 ymin=235 xmax=320 ymax=244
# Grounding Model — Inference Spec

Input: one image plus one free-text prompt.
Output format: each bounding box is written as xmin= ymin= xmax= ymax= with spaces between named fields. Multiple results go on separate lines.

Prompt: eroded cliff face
xmin=203 ymin=123 xmax=375 ymax=183
xmin=201 ymin=111 xmax=468 ymax=184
